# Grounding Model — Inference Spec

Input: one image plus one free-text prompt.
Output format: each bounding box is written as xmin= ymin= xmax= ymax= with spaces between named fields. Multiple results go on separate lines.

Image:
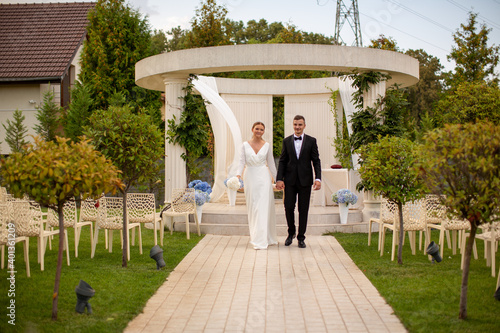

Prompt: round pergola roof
xmin=135 ymin=44 xmax=419 ymax=91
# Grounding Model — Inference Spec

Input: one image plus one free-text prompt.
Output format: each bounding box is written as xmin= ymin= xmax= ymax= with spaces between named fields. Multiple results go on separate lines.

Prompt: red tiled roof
xmin=0 ymin=2 xmax=96 ymax=81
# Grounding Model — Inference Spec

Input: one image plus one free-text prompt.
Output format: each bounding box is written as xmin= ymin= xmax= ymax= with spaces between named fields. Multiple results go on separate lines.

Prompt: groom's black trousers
xmin=284 ymin=183 xmax=312 ymax=241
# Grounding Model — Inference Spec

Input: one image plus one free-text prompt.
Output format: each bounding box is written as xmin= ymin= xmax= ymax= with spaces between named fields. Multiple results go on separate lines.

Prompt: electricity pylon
xmin=333 ymin=0 xmax=362 ymax=46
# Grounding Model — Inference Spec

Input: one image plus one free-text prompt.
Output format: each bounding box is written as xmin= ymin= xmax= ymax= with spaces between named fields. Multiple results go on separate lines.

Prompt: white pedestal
xmin=339 ymin=203 xmax=349 ymax=224
xmin=196 ymin=205 xmax=203 ymax=223
xmin=227 ymin=189 xmax=237 ymax=206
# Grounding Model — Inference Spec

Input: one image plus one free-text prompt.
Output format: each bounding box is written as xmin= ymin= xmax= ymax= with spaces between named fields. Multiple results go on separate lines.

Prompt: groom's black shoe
xmin=298 ymin=240 xmax=306 ymax=248
xmin=285 ymin=235 xmax=295 ymax=246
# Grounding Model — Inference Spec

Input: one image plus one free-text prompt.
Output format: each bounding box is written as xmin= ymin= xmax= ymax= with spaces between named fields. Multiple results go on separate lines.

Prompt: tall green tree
xmin=2 ymin=109 xmax=28 ymax=152
xmin=165 ymin=26 xmax=189 ymax=51
xmin=404 ymin=49 xmax=445 ymax=124
xmin=230 ymin=19 xmax=283 ymax=44
xmin=358 ymin=136 xmax=425 ymax=264
xmin=0 ymin=136 xmax=122 ymax=320
xmin=150 ymin=29 xmax=168 ymax=54
xmin=34 ymin=89 xmax=62 ymax=142
xmin=418 ymin=122 xmax=500 ymax=319
xmin=349 ymin=83 xmax=407 ymax=152
xmin=369 ymin=34 xmax=399 ymax=51
xmin=370 ymin=36 xmax=445 ymax=134
xmin=80 ymin=0 xmax=160 ymax=113
xmin=84 ymin=105 xmax=164 ymax=267
xmin=186 ymin=0 xmax=231 ymax=48
xmin=63 ymin=82 xmax=94 ymax=142
xmin=435 ymin=81 xmax=500 ymax=125
xmin=447 ymin=12 xmax=499 ymax=87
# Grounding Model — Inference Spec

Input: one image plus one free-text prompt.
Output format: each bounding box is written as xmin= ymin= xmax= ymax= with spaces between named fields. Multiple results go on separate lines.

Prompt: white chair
xmin=433 ymin=216 xmax=471 ymax=258
xmin=80 ymin=196 xmax=108 ymax=249
xmin=47 ymin=200 xmax=93 ymax=257
xmin=368 ymin=199 xmax=398 ymax=251
xmin=422 ymin=195 xmax=447 ymax=249
xmin=463 ymin=222 xmax=500 ymax=277
xmin=0 ymin=202 xmax=31 ymax=277
xmin=12 ymin=201 xmax=70 ymax=271
xmin=161 ymin=188 xmax=200 ymax=241
xmin=91 ymin=197 xmax=142 ymax=261
xmin=380 ymin=200 xmax=430 ymax=261
xmin=127 ymin=193 xmax=160 ymax=245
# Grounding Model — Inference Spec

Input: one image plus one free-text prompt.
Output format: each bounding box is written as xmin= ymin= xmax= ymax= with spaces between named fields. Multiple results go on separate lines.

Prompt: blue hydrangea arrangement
xmin=331 ymin=189 xmax=358 ymax=206
xmin=194 ymin=190 xmax=210 ymax=206
xmin=188 ymin=180 xmax=212 ymax=206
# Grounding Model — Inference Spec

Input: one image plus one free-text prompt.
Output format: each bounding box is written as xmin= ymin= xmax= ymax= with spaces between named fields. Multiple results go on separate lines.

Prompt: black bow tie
xmin=294 ymin=136 xmax=302 ymax=141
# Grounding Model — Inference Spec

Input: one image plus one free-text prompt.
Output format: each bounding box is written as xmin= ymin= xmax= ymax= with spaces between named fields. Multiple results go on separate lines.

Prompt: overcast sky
xmin=5 ymin=0 xmax=500 ymax=72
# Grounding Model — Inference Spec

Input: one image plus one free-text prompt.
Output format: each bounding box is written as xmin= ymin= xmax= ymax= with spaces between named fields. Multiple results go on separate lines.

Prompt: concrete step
xmin=162 ymin=202 xmax=368 ymax=236
xmin=217 ymin=191 xmax=247 ymax=205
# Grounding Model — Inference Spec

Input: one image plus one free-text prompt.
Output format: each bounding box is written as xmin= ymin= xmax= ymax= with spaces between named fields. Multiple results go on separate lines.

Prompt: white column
xmin=361 ymin=79 xmax=386 ymax=222
xmin=362 ymin=80 xmax=386 ymax=110
xmin=163 ymin=77 xmax=188 ymax=203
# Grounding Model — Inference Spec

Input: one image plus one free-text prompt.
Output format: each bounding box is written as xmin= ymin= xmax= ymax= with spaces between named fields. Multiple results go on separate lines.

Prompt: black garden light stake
xmin=75 ymin=280 xmax=95 ymax=314
xmin=150 ymin=245 xmax=166 ymax=270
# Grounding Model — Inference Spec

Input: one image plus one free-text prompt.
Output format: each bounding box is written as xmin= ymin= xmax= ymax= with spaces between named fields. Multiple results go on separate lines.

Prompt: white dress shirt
xmin=294 ymin=134 xmax=303 ymax=159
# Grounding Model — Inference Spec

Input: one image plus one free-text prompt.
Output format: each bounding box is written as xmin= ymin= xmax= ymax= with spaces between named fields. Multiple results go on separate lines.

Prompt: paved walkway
xmin=125 ymin=235 xmax=406 ymax=333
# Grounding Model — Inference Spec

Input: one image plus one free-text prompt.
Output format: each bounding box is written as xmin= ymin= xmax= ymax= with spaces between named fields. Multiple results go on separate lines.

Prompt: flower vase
xmin=339 ymin=203 xmax=349 ymax=224
xmin=196 ymin=205 xmax=203 ymax=223
xmin=227 ymin=188 xmax=236 ymax=206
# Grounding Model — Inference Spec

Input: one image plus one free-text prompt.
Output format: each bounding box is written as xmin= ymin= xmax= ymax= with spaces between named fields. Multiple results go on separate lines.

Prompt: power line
xmin=360 ymin=12 xmax=450 ymax=53
xmin=316 ymin=0 xmax=331 ymax=6
xmin=446 ymin=0 xmax=500 ymax=30
xmin=385 ymin=0 xmax=454 ymax=33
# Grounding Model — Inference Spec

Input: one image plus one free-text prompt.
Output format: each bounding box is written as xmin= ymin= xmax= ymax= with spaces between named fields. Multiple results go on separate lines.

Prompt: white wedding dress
xmin=237 ymin=142 xmax=278 ymax=249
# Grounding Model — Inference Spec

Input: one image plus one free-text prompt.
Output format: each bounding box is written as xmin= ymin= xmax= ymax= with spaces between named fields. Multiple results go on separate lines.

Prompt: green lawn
xmin=2 ymin=223 xmax=498 ymax=332
xmin=0 ymin=225 xmax=203 ymax=333
xmin=332 ymin=230 xmax=500 ymax=333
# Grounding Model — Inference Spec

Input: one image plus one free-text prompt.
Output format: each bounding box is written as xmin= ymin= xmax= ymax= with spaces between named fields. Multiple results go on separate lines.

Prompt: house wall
xmin=0 ymin=83 xmax=61 ymax=154
xmin=0 ymin=45 xmax=84 ymax=155
xmin=72 ymin=45 xmax=84 ymax=86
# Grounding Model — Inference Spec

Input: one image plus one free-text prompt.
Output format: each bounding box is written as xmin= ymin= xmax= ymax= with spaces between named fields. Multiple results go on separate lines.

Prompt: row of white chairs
xmin=0 ymin=189 xmax=162 ymax=276
xmin=368 ymin=195 xmax=500 ymax=287
xmin=0 ymin=200 xmax=70 ymax=277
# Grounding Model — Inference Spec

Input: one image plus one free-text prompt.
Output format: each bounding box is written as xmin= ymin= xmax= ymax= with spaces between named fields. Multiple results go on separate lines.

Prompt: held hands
xmin=275 ymin=180 xmax=320 ymax=190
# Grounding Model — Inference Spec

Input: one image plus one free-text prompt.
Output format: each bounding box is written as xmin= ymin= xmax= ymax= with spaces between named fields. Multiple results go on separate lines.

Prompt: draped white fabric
xmin=192 ymin=76 xmax=242 ymax=202
xmin=192 ymin=75 xmax=362 ymax=202
xmin=338 ymin=76 xmax=360 ymax=170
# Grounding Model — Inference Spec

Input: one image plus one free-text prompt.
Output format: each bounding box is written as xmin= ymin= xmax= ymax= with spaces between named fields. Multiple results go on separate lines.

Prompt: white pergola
xmin=135 ymin=44 xmax=419 ymax=219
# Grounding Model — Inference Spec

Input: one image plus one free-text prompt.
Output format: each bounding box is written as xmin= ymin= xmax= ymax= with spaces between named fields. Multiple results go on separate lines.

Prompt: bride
xmin=236 ymin=121 xmax=278 ymax=250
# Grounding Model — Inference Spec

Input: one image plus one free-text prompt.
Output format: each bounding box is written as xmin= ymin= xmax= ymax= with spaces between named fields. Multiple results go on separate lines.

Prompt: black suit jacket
xmin=276 ymin=134 xmax=321 ymax=187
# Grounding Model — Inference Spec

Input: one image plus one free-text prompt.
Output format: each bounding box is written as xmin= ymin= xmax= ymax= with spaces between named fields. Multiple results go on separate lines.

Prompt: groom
xmin=276 ymin=115 xmax=321 ymax=248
